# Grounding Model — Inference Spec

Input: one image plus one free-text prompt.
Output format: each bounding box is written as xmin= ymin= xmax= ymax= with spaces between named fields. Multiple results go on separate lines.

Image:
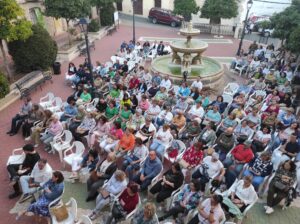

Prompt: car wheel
xmin=152 ymin=18 xmax=157 ymax=24
xmin=171 ymin=21 xmax=177 ymax=27
xmin=264 ymin=32 xmax=270 ymax=37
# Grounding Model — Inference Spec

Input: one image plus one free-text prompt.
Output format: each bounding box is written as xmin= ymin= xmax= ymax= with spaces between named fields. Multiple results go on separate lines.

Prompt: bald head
xmin=226 ymin=127 xmax=234 ymax=135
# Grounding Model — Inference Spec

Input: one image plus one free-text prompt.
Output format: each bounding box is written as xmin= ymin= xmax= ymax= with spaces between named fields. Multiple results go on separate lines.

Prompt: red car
xmin=148 ymin=7 xmax=183 ymax=27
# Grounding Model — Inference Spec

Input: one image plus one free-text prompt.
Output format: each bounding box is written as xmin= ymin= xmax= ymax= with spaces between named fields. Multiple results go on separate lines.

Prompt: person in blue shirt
xmin=16 ymin=171 xmax=64 ymax=219
xmin=178 ymin=82 xmax=191 ymax=98
xmin=152 ymin=73 xmax=162 ymax=86
xmin=277 ymin=107 xmax=296 ymax=127
xmin=133 ymin=151 xmax=162 ymax=191
xmin=60 ymin=97 xmax=78 ymax=122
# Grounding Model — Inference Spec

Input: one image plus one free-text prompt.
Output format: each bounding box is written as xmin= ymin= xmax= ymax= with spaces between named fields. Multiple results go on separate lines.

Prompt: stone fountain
xmin=151 ymin=21 xmax=224 ymax=87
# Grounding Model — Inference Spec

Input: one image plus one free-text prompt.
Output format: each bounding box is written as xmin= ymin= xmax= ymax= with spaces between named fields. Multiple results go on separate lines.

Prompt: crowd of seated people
xmin=6 ymin=39 xmax=300 ymax=223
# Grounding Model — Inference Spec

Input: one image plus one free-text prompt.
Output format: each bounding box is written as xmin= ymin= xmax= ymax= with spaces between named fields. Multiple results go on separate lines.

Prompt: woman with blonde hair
xmin=131 ymin=202 xmax=158 ymax=224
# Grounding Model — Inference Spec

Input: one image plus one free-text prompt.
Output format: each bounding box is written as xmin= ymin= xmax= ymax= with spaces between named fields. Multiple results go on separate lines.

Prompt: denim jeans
xmin=150 ymin=139 xmax=166 ymax=158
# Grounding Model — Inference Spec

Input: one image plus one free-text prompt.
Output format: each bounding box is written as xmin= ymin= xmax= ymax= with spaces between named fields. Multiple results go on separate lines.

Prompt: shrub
xmin=8 ymin=24 xmax=58 ymax=73
xmin=100 ymin=3 xmax=115 ymax=26
xmin=88 ymin=19 xmax=101 ymax=32
xmin=0 ymin=72 xmax=10 ymax=98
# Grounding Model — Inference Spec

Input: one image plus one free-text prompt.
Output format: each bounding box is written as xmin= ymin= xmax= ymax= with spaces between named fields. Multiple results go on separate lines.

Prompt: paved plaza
xmin=1 ymin=22 xmax=299 ymax=224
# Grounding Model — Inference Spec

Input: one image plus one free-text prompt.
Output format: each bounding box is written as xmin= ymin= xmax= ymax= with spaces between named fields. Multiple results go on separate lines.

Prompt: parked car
xmin=259 ymin=28 xmax=274 ymax=37
xmin=148 ymin=7 xmax=183 ymax=27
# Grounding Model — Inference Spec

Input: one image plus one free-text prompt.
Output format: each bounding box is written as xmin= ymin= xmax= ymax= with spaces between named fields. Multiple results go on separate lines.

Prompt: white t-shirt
xmin=191 ymin=80 xmax=203 ymax=90
xmin=30 ymin=163 xmax=53 ymax=186
xmin=158 ymin=110 xmax=173 ymax=123
xmin=147 ymin=104 xmax=161 ymax=116
xmin=231 ymin=180 xmax=257 ymax=205
xmin=155 ymin=128 xmax=172 ymax=146
xmin=188 ymin=105 xmax=205 ymax=118
xmin=255 ymin=130 xmax=271 ymax=143
xmin=160 ymin=79 xmax=172 ymax=90
xmin=203 ymin=156 xmax=224 ymax=178
xmin=198 ymin=198 xmax=225 ymax=224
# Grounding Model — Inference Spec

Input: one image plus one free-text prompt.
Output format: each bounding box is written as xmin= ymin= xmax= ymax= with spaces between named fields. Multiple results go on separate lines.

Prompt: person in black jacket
xmin=7 ymin=144 xmax=40 ymax=199
xmin=149 ymin=162 xmax=184 ymax=203
xmin=157 ymin=41 xmax=165 ymax=56
xmin=86 ymin=152 xmax=117 ymax=201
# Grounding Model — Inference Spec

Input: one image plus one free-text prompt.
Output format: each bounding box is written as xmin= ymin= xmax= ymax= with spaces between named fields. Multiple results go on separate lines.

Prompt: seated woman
xmin=16 ymin=171 xmax=64 ymax=221
xmin=68 ymin=105 xmax=85 ymax=131
xmin=251 ymin=126 xmax=271 ymax=154
xmin=217 ymin=113 xmax=238 ymax=136
xmin=116 ymin=103 xmax=132 ymax=130
xmin=120 ymin=93 xmax=131 ymax=109
xmin=158 ymin=180 xmax=202 ymax=221
xmin=170 ymin=110 xmax=186 ymax=133
xmin=95 ymin=97 xmax=107 ymax=115
xmin=65 ymin=62 xmax=77 ymax=83
xmin=271 ymin=122 xmax=298 ymax=151
xmin=245 ymin=95 xmax=264 ymax=114
xmin=122 ymin=138 xmax=148 ymax=179
xmin=115 ymin=128 xmax=135 ymax=156
xmin=186 ymin=100 xmax=205 ymax=121
xmin=202 ymin=105 xmax=222 ymax=127
xmin=229 ymin=93 xmax=246 ymax=113
xmin=245 ymin=107 xmax=261 ymax=129
xmin=180 ymin=141 xmax=204 ymax=170
xmin=234 ymin=120 xmax=252 ymax=140
xmin=145 ymin=99 xmax=161 ymax=119
xmin=261 ymin=100 xmax=279 ymax=121
xmin=178 ymin=82 xmax=191 ymax=98
xmin=209 ymin=95 xmax=227 ymax=114
xmin=40 ymin=115 xmax=63 ymax=151
xmin=22 ymin=104 xmax=44 ymax=138
xmin=69 ymin=149 xmax=99 ymax=179
xmin=188 ymin=194 xmax=225 ymax=224
xmin=100 ymin=121 xmax=123 ymax=153
xmin=198 ymin=122 xmax=217 ymax=147
xmin=105 ymin=182 xmax=139 ymax=224
xmin=135 ymin=117 xmax=156 ymax=143
xmin=265 ymin=90 xmax=280 ymax=105
xmin=126 ymin=108 xmax=145 ymax=131
xmin=105 ymin=100 xmax=119 ymax=121
xmin=265 ymin=160 xmax=296 ymax=214
xmin=279 ymin=93 xmax=292 ymax=108
xmin=243 ymin=152 xmax=273 ymax=190
xmin=154 ymin=86 xmax=168 ymax=104
xmin=72 ymin=112 xmax=96 ymax=141
xmin=131 ymin=202 xmax=158 ymax=224
xmin=186 ymin=87 xmax=200 ymax=104
xmin=86 ymin=152 xmax=117 ymax=201
xmin=222 ymin=176 xmax=257 ymax=221
xmin=150 ymin=124 xmax=173 ymax=158
xmin=179 ymin=119 xmax=201 ymax=143
xmin=154 ymin=105 xmax=173 ymax=129
xmin=149 ymin=162 xmax=184 ymax=204
xmin=89 ymin=170 xmax=127 ymax=220
xmin=231 ymin=104 xmax=246 ymax=120
xmin=87 ymin=115 xmax=110 ymax=149
xmin=139 ymin=95 xmax=150 ymax=113
xmin=146 ymin=83 xmax=159 ymax=98
xmin=108 ymin=84 xmax=120 ymax=100
xmin=79 ymin=87 xmax=92 ymax=104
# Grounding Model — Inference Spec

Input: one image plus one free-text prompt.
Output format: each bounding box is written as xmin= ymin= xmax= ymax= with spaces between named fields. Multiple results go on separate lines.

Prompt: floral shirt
xmin=182 ymin=145 xmax=203 ymax=166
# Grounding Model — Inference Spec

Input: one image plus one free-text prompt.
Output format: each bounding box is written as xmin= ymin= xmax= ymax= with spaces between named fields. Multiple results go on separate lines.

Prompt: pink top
xmin=110 ymin=126 xmax=124 ymax=139
xmin=139 ymin=100 xmax=150 ymax=111
xmin=96 ymin=122 xmax=110 ymax=136
xmin=49 ymin=121 xmax=63 ymax=136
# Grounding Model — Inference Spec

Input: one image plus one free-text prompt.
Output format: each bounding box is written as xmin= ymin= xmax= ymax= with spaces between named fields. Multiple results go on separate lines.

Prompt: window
xmin=155 ymin=0 xmax=161 ymax=8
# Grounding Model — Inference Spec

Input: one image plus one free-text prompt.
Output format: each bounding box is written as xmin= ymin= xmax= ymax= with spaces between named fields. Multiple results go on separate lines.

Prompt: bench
xmin=77 ymin=41 xmax=96 ymax=56
xmin=107 ymin=25 xmax=117 ymax=36
xmin=15 ymin=70 xmax=53 ymax=99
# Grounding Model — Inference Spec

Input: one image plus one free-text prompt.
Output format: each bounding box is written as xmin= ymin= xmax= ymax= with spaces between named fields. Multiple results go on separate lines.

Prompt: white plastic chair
xmin=222 ymin=94 xmax=233 ymax=105
xmin=39 ymin=92 xmax=55 ymax=109
xmin=164 ymin=140 xmax=186 ymax=163
xmin=63 ymin=141 xmax=85 ymax=168
xmin=48 ymin=97 xmax=63 ymax=113
xmin=51 ymin=130 xmax=73 ymax=162
xmin=6 ymin=148 xmax=25 ymax=166
xmin=234 ymin=64 xmax=248 ymax=76
xmin=223 ymin=83 xmax=239 ymax=96
xmin=50 ymin=197 xmax=77 ymax=224
xmin=77 ymin=215 xmax=92 ymax=224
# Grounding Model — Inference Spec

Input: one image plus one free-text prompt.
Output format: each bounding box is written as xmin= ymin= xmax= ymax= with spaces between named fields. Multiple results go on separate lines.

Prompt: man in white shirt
xmin=19 ymin=158 xmax=53 ymax=202
xmin=191 ymin=77 xmax=203 ymax=91
xmin=160 ymin=75 xmax=172 ymax=90
xmin=203 ymin=153 xmax=225 ymax=180
xmin=187 ymin=100 xmax=205 ymax=120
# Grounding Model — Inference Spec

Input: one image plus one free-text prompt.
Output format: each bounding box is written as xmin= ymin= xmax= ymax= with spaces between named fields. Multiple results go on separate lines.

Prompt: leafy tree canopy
xmin=200 ymin=0 xmax=238 ymax=24
xmin=44 ymin=0 xmax=91 ymax=23
xmin=287 ymin=26 xmax=300 ymax=54
xmin=173 ymin=0 xmax=199 ymax=21
xmin=0 ymin=0 xmax=32 ymax=41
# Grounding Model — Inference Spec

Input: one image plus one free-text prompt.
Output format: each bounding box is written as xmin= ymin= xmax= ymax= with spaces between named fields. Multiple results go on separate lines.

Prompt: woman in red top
xmin=129 ymin=75 xmax=140 ymax=90
xmin=181 ymin=142 xmax=204 ymax=169
xmin=261 ymin=100 xmax=279 ymax=120
xmin=105 ymin=182 xmax=139 ymax=224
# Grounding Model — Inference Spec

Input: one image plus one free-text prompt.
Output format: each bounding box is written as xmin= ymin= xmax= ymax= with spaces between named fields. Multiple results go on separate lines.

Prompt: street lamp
xmin=78 ymin=18 xmax=93 ymax=77
xmin=131 ymin=0 xmax=137 ymax=44
xmin=236 ymin=0 xmax=253 ymax=56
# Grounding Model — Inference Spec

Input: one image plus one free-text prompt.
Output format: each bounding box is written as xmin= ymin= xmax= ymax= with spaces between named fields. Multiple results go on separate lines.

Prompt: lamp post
xmin=131 ymin=0 xmax=136 ymax=44
xmin=236 ymin=0 xmax=253 ymax=56
xmin=78 ymin=18 xmax=93 ymax=77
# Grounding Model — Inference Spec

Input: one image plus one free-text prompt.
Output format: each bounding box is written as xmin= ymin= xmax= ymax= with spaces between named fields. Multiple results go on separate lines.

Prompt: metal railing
xmin=192 ymin=23 xmax=235 ymax=36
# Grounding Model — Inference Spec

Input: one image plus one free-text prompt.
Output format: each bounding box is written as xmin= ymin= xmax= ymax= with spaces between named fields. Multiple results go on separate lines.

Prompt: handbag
xmin=50 ymin=203 xmax=69 ymax=222
xmin=89 ymin=170 xmax=99 ymax=182
xmin=274 ymin=180 xmax=288 ymax=191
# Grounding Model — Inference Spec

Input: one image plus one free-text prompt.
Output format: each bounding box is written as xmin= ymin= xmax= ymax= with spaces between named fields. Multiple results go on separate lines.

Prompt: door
xmin=155 ymin=0 xmax=161 ymax=8
xmin=116 ymin=2 xmax=123 ymax=11
xmin=134 ymin=0 xmax=143 ymax=15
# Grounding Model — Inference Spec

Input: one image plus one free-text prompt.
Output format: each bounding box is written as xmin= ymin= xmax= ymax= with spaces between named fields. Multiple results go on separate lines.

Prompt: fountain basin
xmin=170 ymin=39 xmax=208 ymax=53
xmin=151 ymin=55 xmax=224 ymax=87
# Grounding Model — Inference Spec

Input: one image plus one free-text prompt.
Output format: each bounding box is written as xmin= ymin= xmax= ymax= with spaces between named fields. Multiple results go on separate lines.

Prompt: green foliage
xmin=8 ymin=25 xmax=58 ymax=73
xmin=258 ymin=20 xmax=272 ymax=29
xmin=88 ymin=19 xmax=101 ymax=32
xmin=0 ymin=0 xmax=32 ymax=42
xmin=44 ymin=0 xmax=91 ymax=23
xmin=100 ymin=3 xmax=115 ymax=26
xmin=173 ymin=0 xmax=199 ymax=21
xmin=201 ymin=0 xmax=238 ymax=24
xmin=0 ymin=72 xmax=10 ymax=98
xmin=287 ymin=27 xmax=300 ymax=54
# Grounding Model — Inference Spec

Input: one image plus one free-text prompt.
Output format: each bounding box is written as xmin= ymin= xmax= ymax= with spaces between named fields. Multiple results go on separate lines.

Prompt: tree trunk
xmin=0 ymin=39 xmax=12 ymax=80
xmin=66 ymin=19 xmax=71 ymax=46
xmin=97 ymin=7 xmax=102 ymax=27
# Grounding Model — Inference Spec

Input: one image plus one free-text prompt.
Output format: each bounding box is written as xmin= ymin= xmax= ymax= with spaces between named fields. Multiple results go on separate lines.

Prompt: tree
xmin=0 ymin=0 xmax=32 ymax=79
xmin=173 ymin=0 xmax=199 ymax=21
xmin=287 ymin=27 xmax=300 ymax=55
xmin=44 ymin=0 xmax=91 ymax=45
xmin=200 ymin=0 xmax=238 ymax=24
xmin=91 ymin=0 xmax=121 ymax=26
xmin=270 ymin=6 xmax=300 ymax=45
xmin=8 ymin=25 xmax=58 ymax=73
xmin=0 ymin=71 xmax=10 ymax=98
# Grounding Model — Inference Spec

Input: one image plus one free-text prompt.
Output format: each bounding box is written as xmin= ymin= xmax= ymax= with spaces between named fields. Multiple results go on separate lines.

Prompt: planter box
xmin=56 ymin=41 xmax=85 ymax=62
xmin=88 ymin=27 xmax=108 ymax=40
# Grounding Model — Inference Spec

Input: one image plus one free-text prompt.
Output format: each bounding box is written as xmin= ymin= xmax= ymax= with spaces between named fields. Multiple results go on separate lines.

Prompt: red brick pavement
xmin=0 ymin=24 xmax=250 ymax=223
